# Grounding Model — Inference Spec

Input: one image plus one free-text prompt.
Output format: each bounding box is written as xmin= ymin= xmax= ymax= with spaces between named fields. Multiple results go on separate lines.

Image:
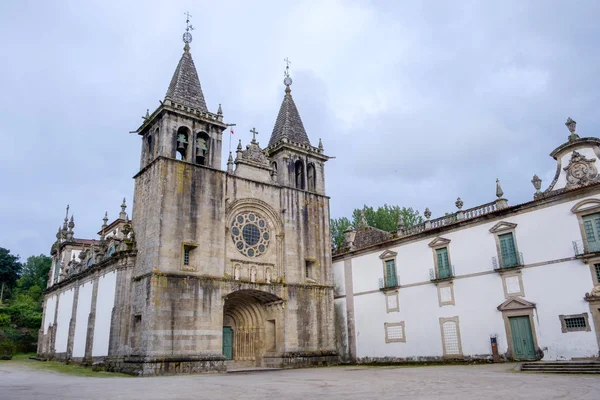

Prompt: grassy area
xmin=1 ymin=355 xmax=130 ymax=378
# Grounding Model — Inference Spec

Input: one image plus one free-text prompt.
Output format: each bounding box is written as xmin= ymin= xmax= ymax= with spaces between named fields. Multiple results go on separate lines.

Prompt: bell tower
xmin=135 ymin=15 xmax=226 ymax=171
xmin=265 ymin=61 xmax=329 ymax=195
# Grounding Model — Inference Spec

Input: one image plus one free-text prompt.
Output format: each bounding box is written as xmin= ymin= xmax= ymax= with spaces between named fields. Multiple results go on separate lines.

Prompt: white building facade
xmin=334 ymin=119 xmax=600 ymax=362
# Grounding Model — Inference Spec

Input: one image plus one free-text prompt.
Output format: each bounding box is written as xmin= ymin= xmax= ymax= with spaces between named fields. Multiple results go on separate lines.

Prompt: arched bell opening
xmin=176 ymin=126 xmax=190 ymax=161
xmin=222 ymin=289 xmax=283 ymax=365
xmin=195 ymin=131 xmax=210 ymax=165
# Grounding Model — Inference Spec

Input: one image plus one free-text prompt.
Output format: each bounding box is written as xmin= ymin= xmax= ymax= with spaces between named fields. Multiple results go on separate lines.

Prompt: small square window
xmin=384 ymin=322 xmax=406 ymax=343
xmin=181 ymin=243 xmax=197 ymax=271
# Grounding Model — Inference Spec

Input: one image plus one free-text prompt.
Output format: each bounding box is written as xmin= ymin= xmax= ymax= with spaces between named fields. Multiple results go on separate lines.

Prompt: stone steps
xmin=520 ymin=361 xmax=600 ymax=374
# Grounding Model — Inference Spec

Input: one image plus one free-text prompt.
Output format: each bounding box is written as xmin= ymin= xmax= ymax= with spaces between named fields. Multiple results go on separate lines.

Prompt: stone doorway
xmin=222 ymin=289 xmax=284 ymax=367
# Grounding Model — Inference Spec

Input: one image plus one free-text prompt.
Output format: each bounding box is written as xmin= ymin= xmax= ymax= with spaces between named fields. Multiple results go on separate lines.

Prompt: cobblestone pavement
xmin=1 ymin=361 xmax=599 ymax=400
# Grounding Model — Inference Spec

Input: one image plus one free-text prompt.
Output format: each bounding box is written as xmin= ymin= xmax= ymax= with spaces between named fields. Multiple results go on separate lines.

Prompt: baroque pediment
xmin=379 ymin=250 xmax=398 ymax=259
xmin=489 ymin=221 xmax=517 ymax=233
xmin=563 ymin=151 xmax=600 ymax=189
xmin=428 ymin=237 xmax=451 ymax=248
xmin=497 ymin=297 xmax=536 ymax=311
xmin=239 ymin=141 xmax=271 ymax=167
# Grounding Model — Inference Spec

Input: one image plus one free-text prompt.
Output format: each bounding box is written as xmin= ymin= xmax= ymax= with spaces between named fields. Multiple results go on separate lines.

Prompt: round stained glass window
xmin=231 ymin=211 xmax=270 ymax=257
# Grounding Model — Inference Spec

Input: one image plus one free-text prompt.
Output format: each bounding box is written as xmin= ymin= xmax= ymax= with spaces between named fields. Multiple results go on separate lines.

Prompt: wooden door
xmin=509 ymin=316 xmax=536 ymax=360
xmin=222 ymin=326 xmax=233 ymax=360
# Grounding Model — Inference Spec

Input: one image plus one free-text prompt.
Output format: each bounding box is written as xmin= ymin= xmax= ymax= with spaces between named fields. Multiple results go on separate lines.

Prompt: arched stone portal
xmin=222 ymin=289 xmax=284 ymax=366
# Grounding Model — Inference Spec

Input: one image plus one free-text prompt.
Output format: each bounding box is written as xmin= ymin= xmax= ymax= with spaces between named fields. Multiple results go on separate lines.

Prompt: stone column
xmin=84 ymin=274 xmax=100 ymax=362
xmin=344 ymin=259 xmax=357 ymax=362
xmin=67 ymin=284 xmax=80 ymax=360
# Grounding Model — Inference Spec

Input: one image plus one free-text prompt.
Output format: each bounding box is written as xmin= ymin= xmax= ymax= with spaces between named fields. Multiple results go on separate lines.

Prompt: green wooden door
xmin=222 ymin=326 xmax=233 ymax=360
xmin=583 ymin=213 xmax=600 ymax=252
xmin=499 ymin=233 xmax=518 ymax=267
xmin=509 ymin=316 xmax=536 ymax=360
xmin=436 ymin=247 xmax=451 ymax=278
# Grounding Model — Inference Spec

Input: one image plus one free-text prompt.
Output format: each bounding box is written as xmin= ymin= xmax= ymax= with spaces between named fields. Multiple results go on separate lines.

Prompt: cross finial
xmin=283 ymin=57 xmax=293 ymax=88
xmin=250 ymin=127 xmax=259 ymax=143
xmin=182 ymin=12 xmax=194 ymax=45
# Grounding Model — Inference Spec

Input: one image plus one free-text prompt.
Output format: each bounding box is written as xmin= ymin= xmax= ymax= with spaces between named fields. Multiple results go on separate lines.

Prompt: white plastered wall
xmin=72 ymin=280 xmax=94 ymax=358
xmin=92 ymin=271 xmax=117 ymax=357
xmin=43 ymin=295 xmax=57 ymax=334
xmin=341 ymin=193 xmax=600 ymax=360
xmin=54 ymin=289 xmax=74 ymax=353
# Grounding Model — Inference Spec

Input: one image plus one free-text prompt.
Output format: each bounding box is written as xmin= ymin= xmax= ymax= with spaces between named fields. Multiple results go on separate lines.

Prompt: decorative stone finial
xmin=496 ymin=179 xmax=504 ymax=198
xmin=455 ymin=197 xmax=464 ymax=210
xmin=217 ymin=103 xmax=223 ymax=115
xmin=531 ymin=174 xmax=542 ymax=194
xmin=56 ymin=226 xmax=62 ymax=240
xmin=318 ymin=138 xmax=323 ymax=151
xmin=119 ymin=198 xmax=127 ymax=219
xmin=144 ymin=109 xmax=150 ymax=120
xmin=565 ymin=117 xmax=579 ymax=141
xmin=62 ymin=205 xmax=70 ymax=233
xmin=424 ymin=208 xmax=431 ymax=220
xmin=358 ymin=209 xmax=368 ymax=228
xmin=237 ymin=139 xmax=242 ymax=152
xmin=102 ymin=211 xmax=108 ymax=228
xmin=66 ymin=215 xmax=75 ymax=240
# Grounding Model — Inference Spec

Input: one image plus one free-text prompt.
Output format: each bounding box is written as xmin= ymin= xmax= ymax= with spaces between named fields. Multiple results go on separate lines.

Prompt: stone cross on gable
xmin=250 ymin=127 xmax=259 ymax=142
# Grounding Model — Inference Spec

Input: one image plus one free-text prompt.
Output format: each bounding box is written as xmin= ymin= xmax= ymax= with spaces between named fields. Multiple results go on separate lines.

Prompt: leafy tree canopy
xmin=0 ymin=248 xmax=21 ymax=302
xmin=331 ymin=205 xmax=423 ymax=252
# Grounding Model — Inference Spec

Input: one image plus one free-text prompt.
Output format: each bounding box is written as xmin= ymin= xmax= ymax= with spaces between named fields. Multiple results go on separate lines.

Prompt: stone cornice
xmin=333 ymin=182 xmax=600 ymax=261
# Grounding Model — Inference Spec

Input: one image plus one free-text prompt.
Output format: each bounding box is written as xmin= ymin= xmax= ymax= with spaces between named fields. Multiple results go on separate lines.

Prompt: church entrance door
xmin=222 ymin=326 xmax=233 ymax=360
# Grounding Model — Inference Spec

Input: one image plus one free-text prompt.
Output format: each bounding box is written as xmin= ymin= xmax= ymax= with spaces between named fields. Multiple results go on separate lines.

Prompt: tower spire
xmin=164 ymin=13 xmax=207 ymax=111
xmin=268 ymin=58 xmax=311 ymax=147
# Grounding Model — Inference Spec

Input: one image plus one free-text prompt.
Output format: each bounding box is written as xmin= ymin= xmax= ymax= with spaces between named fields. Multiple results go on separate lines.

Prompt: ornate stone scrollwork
xmin=563 ymin=151 xmax=600 ymax=189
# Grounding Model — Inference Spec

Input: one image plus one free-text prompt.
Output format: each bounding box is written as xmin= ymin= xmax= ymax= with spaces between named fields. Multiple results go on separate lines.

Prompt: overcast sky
xmin=1 ymin=0 xmax=600 ymax=260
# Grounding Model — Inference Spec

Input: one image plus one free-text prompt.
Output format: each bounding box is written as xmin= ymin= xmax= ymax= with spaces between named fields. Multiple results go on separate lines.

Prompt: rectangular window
xmin=582 ymin=213 xmax=600 ymax=252
xmin=440 ymin=316 xmax=462 ymax=357
xmin=595 ymin=263 xmax=600 ymax=283
xmin=305 ymin=260 xmax=315 ymax=280
xmin=436 ymin=247 xmax=451 ymax=278
xmin=384 ymin=259 xmax=397 ymax=287
xmin=184 ymin=248 xmax=190 ymax=266
xmin=559 ymin=313 xmax=591 ymax=333
xmin=499 ymin=232 xmax=518 ymax=267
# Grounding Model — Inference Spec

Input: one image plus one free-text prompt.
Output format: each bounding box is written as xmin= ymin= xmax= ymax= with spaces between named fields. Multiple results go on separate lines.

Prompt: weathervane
xmin=183 ymin=11 xmax=194 ymax=44
xmin=283 ymin=57 xmax=292 ymax=87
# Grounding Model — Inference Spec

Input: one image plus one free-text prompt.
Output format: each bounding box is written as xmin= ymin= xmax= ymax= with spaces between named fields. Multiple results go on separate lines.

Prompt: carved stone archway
xmin=222 ymin=289 xmax=284 ymax=366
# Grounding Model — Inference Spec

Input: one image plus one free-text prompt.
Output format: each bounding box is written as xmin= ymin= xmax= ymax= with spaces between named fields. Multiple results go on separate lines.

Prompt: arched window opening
xmin=146 ymin=132 xmax=154 ymax=163
xmin=195 ymin=132 xmax=210 ymax=165
xmin=295 ymin=160 xmax=305 ymax=190
xmin=271 ymin=162 xmax=278 ymax=182
xmin=176 ymin=127 xmax=190 ymax=161
xmin=307 ymin=163 xmax=316 ymax=192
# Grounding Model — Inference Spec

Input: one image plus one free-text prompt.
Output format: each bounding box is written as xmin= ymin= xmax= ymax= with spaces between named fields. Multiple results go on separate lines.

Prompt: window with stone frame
xmin=583 ymin=213 xmax=600 ymax=253
xmin=384 ymin=322 xmax=406 ymax=343
xmin=436 ymin=247 xmax=451 ymax=279
xmin=428 ymin=237 xmax=453 ymax=281
xmin=181 ymin=243 xmax=198 ymax=271
xmin=559 ymin=313 xmax=591 ymax=333
xmin=379 ymin=250 xmax=399 ymax=289
xmin=489 ymin=221 xmax=521 ymax=270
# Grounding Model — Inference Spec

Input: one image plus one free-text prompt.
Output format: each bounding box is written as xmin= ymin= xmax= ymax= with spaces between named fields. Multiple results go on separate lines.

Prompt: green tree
xmin=331 ymin=205 xmax=423 ymax=252
xmin=17 ymin=255 xmax=51 ymax=301
xmin=351 ymin=204 xmax=423 ymax=232
xmin=330 ymin=217 xmax=351 ymax=252
xmin=0 ymin=248 xmax=21 ymax=302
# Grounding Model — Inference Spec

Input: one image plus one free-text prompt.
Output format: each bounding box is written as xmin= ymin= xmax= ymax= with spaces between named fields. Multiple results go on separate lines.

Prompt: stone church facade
xmin=38 ymin=39 xmax=337 ymax=375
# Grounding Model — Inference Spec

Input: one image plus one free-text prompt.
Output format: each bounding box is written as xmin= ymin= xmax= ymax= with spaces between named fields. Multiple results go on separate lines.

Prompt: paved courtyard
xmin=1 ymin=361 xmax=599 ymax=400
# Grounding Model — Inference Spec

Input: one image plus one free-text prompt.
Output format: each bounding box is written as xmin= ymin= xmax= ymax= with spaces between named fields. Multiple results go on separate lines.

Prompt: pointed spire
xmin=318 ymin=138 xmax=323 ymax=151
xmin=119 ymin=198 xmax=127 ymax=219
xmin=103 ymin=211 xmax=108 ymax=228
xmin=227 ymin=152 xmax=234 ymax=173
xmin=496 ymin=179 xmax=504 ymax=198
xmin=237 ymin=139 xmax=242 ymax=151
xmin=217 ymin=103 xmax=223 ymax=115
xmin=164 ymin=16 xmax=207 ymax=112
xmin=268 ymin=61 xmax=311 ymax=147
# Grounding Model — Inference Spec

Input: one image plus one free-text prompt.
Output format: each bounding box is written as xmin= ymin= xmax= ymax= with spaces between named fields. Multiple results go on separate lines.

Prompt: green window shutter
xmin=583 ymin=213 xmax=600 ymax=252
xmin=499 ymin=232 xmax=518 ymax=267
xmin=385 ymin=260 xmax=397 ymax=287
xmin=436 ymin=247 xmax=450 ymax=278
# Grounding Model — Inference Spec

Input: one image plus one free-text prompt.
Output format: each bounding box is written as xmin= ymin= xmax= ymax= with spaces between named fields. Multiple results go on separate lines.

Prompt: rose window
xmin=231 ymin=212 xmax=270 ymax=257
